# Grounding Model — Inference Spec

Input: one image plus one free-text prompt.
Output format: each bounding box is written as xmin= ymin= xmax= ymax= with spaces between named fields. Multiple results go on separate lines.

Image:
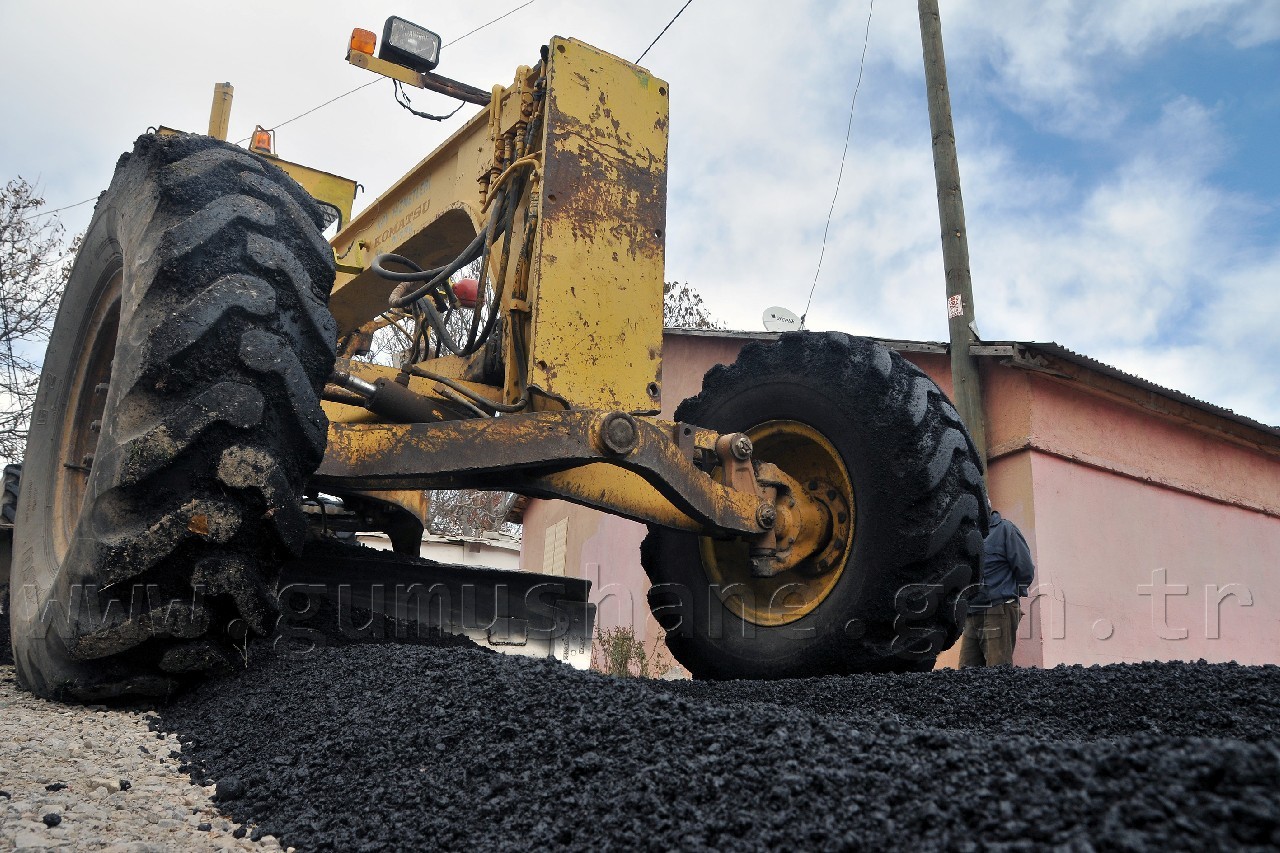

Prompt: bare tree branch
xmin=0 ymin=178 xmax=76 ymax=463
xmin=663 ymin=280 xmax=724 ymax=330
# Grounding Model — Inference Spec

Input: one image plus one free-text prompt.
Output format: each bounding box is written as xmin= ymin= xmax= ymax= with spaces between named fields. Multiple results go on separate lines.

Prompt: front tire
xmin=642 ymin=332 xmax=987 ymax=679
xmin=10 ymin=133 xmax=337 ymax=700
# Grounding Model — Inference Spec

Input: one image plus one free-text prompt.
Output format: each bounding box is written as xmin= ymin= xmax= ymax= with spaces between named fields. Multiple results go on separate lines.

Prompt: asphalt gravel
xmin=156 ymin=645 xmax=1280 ymax=851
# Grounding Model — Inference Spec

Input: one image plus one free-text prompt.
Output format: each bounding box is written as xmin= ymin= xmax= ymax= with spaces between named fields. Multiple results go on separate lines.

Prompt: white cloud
xmin=0 ymin=0 xmax=1276 ymax=426
xmin=864 ymin=0 xmax=1280 ymax=138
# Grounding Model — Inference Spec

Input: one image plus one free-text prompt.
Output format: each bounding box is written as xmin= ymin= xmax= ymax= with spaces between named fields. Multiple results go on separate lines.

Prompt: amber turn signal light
xmin=350 ymin=28 xmax=376 ymax=55
xmin=250 ymin=126 xmax=274 ymax=155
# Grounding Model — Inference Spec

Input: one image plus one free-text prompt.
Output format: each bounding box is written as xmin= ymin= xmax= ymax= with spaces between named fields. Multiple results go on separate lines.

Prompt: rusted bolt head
xmin=600 ymin=412 xmax=639 ymax=456
xmin=731 ymin=434 xmax=753 ymax=461
xmin=807 ymin=479 xmax=820 ymax=491
xmin=756 ymin=503 xmax=777 ymax=529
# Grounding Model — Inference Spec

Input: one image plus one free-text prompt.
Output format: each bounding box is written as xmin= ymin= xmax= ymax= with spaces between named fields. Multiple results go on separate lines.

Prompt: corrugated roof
xmin=1012 ymin=341 xmax=1280 ymax=438
xmin=664 ymin=328 xmax=1279 ymax=440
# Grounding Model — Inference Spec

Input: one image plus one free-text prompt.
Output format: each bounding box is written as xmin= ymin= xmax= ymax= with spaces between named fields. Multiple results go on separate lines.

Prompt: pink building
xmin=520 ymin=330 xmax=1280 ymax=670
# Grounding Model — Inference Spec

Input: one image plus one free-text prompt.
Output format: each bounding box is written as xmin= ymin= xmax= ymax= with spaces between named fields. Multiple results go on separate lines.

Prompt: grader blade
xmin=277 ymin=543 xmax=594 ymax=667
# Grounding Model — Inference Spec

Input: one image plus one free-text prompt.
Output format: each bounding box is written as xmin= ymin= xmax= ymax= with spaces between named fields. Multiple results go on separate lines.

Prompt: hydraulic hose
xmin=377 ymin=226 xmax=489 ymax=309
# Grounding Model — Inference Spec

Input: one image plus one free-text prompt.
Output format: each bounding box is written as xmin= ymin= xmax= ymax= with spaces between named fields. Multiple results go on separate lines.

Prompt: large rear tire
xmin=0 ymin=463 xmax=18 ymax=588
xmin=642 ymin=332 xmax=987 ymax=679
xmin=9 ymin=133 xmax=337 ymax=700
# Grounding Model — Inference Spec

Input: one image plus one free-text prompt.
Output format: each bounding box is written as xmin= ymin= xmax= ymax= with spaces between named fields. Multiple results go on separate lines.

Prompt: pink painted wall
xmin=521 ymin=332 xmax=1280 ymax=669
xmin=521 ymin=500 xmax=658 ymax=641
xmin=1029 ymin=453 xmax=1276 ymax=665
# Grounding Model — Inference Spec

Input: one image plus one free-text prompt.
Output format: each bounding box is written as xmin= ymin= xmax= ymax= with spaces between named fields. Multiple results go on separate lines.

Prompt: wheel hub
xmin=699 ymin=419 xmax=855 ymax=627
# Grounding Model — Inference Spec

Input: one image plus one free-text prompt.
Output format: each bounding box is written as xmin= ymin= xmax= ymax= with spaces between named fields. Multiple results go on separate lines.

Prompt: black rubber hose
xmin=371 ymin=253 xmax=449 ymax=282
xmin=378 ymin=227 xmax=488 ymax=309
xmin=419 ymin=299 xmax=468 ymax=357
xmin=462 ymin=176 xmax=527 ymax=354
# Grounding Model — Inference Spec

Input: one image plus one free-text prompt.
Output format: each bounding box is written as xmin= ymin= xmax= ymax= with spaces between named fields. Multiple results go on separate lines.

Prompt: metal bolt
xmin=600 ymin=412 xmax=639 ymax=456
xmin=756 ymin=503 xmax=777 ymax=529
xmin=730 ymin=434 xmax=753 ymax=461
xmin=807 ymin=479 xmax=820 ymax=491
xmin=94 ymin=383 xmax=110 ymax=395
xmin=81 ymin=454 xmax=94 ymax=468
xmin=89 ymin=420 xmax=101 ymax=433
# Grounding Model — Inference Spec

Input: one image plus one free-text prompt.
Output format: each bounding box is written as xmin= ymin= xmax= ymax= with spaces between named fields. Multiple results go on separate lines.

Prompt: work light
xmin=379 ymin=16 xmax=441 ymax=73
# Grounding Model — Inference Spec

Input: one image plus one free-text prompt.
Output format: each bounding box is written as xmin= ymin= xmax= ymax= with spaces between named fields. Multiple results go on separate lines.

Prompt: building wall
xmin=521 ymin=332 xmax=1280 ymax=668
xmin=1028 ymin=453 xmax=1276 ymax=665
xmin=356 ymin=532 xmax=522 ymax=570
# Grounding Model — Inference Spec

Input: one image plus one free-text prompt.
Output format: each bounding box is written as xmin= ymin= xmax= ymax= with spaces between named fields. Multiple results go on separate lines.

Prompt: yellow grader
xmin=8 ymin=18 xmax=987 ymax=700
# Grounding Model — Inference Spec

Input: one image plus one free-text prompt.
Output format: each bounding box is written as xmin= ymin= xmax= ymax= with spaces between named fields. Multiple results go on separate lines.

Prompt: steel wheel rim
xmin=699 ymin=419 xmax=855 ymax=627
xmin=51 ymin=270 xmax=121 ymax=564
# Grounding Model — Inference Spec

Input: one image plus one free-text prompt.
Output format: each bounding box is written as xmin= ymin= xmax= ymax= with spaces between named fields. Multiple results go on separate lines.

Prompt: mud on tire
xmin=642 ymin=332 xmax=988 ymax=679
xmin=10 ymin=133 xmax=337 ymax=700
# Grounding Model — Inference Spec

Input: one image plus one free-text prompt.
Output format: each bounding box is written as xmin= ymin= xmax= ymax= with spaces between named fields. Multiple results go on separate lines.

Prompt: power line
xmin=233 ymin=79 xmax=383 ymax=145
xmin=444 ymin=0 xmax=539 ymax=48
xmin=636 ymin=0 xmax=695 ymax=64
xmin=235 ymin=0 xmax=541 ymax=145
xmin=18 ymin=196 xmax=96 ymax=221
xmin=802 ymin=0 xmax=875 ymax=325
xmin=272 ymin=80 xmax=383 ymax=136
xmin=16 ymin=3 xmax=542 ymax=224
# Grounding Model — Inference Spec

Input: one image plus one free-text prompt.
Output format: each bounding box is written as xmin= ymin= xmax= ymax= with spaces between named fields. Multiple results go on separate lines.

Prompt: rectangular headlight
xmin=380 ymin=16 xmax=441 ymax=73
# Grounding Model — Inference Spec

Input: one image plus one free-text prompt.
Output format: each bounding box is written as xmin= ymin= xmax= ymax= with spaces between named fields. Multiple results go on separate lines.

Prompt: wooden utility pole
xmin=918 ymin=0 xmax=987 ymax=468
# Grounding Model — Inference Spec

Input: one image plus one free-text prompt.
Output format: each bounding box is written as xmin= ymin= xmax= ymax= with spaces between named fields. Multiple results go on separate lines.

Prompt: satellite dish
xmin=763 ymin=306 xmax=803 ymax=332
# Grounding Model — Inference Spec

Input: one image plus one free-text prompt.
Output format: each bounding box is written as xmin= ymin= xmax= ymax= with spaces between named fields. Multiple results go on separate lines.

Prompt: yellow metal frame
xmin=310 ymin=34 xmax=843 ymax=585
xmin=169 ymin=45 xmax=850 ymax=580
xmin=324 ymin=37 xmax=667 ymax=416
xmin=207 ymin=83 xmax=234 ymax=140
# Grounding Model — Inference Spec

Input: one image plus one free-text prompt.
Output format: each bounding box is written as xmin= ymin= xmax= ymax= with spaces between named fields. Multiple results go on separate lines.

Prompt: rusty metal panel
xmin=314 ymin=412 xmax=763 ymax=535
xmin=529 ymin=38 xmax=668 ymax=413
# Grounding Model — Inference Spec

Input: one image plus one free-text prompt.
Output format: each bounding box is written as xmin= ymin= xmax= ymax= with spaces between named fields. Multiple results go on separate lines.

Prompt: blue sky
xmin=2 ymin=0 xmax=1278 ymax=424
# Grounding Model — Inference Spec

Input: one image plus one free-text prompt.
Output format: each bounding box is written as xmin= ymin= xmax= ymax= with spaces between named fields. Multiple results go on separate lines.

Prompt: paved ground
xmin=6 ymin=582 xmax=1279 ymax=850
xmin=156 ymin=645 xmax=1280 ymax=851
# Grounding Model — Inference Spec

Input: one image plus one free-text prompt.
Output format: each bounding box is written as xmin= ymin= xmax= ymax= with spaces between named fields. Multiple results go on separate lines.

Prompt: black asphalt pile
xmin=654 ymin=660 xmax=1280 ymax=743
xmin=158 ymin=646 xmax=1280 ymax=851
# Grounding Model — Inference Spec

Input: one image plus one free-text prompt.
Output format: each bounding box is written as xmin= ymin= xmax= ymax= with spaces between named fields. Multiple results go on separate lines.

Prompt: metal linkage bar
xmin=314 ymin=411 xmax=769 ymax=535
